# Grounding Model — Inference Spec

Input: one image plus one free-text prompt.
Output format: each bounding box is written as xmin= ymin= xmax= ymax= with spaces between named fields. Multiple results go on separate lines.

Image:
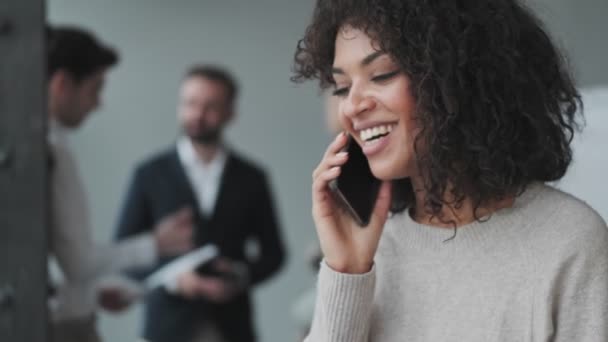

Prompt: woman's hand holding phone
xmin=312 ymin=132 xmax=392 ymax=274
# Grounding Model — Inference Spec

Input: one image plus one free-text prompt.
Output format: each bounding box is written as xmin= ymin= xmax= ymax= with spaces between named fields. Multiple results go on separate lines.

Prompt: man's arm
xmin=113 ymin=166 xmax=160 ymax=280
xmin=50 ymin=144 xmax=158 ymax=283
xmin=245 ymin=174 xmax=286 ymax=286
xmin=115 ymin=166 xmax=153 ymax=239
xmin=114 ymin=165 xmax=194 ymax=280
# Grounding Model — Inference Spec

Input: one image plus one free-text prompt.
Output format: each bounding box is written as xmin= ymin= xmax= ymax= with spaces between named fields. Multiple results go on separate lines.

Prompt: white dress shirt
xmin=176 ymin=137 xmax=228 ymax=342
xmin=162 ymin=138 xmax=228 ymax=296
xmin=176 ymin=137 xmax=227 ymax=216
xmin=48 ymin=120 xmax=157 ymax=322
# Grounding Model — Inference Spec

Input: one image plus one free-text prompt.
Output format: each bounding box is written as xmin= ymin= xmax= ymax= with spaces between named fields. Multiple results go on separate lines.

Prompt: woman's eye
xmin=372 ymin=70 xmax=400 ymax=82
xmin=332 ymin=87 xmax=349 ymax=97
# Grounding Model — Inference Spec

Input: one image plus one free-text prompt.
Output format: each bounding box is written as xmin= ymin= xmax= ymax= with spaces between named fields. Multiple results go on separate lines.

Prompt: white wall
xmin=530 ymin=0 xmax=608 ymax=87
xmin=48 ymin=1 xmax=328 ymax=341
xmin=559 ymin=87 xmax=608 ymax=221
xmin=48 ymin=1 xmax=607 ymax=341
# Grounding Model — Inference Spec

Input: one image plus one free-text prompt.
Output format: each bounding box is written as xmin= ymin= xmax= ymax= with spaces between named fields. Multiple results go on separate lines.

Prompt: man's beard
xmin=189 ymin=127 xmax=222 ymax=145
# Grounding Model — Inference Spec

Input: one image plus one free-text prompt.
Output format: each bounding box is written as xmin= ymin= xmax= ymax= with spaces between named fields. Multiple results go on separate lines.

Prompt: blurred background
xmin=45 ymin=0 xmax=607 ymax=341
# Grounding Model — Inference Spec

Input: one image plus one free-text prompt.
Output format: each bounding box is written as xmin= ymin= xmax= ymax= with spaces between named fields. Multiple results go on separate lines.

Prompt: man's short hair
xmin=47 ymin=25 xmax=119 ymax=82
xmin=184 ymin=65 xmax=239 ymax=103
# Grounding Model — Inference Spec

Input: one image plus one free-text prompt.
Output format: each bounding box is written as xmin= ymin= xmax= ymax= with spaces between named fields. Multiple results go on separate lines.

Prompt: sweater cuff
xmin=314 ymin=260 xmax=376 ymax=341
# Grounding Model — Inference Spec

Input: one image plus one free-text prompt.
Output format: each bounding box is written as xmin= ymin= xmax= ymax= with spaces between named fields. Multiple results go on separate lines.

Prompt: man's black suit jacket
xmin=115 ymin=147 xmax=286 ymax=342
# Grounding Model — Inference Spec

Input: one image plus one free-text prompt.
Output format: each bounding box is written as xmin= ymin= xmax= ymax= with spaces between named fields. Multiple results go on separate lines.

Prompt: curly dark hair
xmin=293 ymin=0 xmax=583 ymax=219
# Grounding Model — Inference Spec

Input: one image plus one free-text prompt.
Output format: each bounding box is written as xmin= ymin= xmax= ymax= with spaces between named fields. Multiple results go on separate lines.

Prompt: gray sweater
xmin=306 ymin=183 xmax=608 ymax=341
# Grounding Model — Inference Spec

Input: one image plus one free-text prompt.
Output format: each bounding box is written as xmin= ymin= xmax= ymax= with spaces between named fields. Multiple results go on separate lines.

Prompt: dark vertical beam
xmin=0 ymin=0 xmax=47 ymax=341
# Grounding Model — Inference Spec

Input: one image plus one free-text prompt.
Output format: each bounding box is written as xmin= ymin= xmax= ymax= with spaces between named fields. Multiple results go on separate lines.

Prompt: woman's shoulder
xmin=533 ymin=184 xmax=605 ymax=231
xmin=523 ymin=183 xmax=608 ymax=256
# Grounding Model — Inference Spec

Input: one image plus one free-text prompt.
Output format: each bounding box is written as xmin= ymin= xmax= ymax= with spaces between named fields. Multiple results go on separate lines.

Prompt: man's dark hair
xmin=293 ymin=0 xmax=582 ymax=220
xmin=184 ymin=65 xmax=239 ymax=103
xmin=47 ymin=25 xmax=119 ymax=82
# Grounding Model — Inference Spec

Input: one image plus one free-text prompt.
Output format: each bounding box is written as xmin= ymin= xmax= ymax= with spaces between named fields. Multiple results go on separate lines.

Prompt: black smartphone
xmin=329 ymin=135 xmax=381 ymax=226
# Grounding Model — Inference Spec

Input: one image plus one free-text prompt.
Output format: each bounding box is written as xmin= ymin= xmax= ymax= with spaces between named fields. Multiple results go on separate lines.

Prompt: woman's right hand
xmin=312 ymin=132 xmax=392 ymax=274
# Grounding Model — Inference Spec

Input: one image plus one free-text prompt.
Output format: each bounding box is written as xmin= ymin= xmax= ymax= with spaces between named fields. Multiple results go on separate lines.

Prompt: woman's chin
xmin=369 ymin=162 xmax=407 ymax=181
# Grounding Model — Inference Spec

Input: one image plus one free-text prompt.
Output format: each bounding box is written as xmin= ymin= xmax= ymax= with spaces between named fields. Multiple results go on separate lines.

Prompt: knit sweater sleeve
xmin=304 ymin=261 xmax=376 ymax=342
xmin=538 ymin=210 xmax=608 ymax=341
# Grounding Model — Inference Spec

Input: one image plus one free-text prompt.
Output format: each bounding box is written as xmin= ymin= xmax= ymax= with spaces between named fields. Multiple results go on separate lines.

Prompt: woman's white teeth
xmin=360 ymin=124 xmax=394 ymax=141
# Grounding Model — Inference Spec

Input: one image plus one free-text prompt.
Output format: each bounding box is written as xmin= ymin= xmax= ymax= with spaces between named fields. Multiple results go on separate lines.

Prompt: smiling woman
xmin=293 ymin=0 xmax=608 ymax=341
xmin=330 ymin=30 xmax=418 ymax=181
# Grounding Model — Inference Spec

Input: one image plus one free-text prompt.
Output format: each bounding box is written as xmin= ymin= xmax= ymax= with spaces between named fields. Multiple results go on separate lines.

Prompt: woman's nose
xmin=342 ymin=86 xmax=376 ymax=119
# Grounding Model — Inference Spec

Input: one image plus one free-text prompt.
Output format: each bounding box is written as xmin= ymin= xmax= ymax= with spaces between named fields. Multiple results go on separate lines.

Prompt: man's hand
xmin=176 ymin=271 xmax=239 ymax=303
xmin=154 ymin=207 xmax=194 ymax=256
xmin=98 ymin=286 xmax=133 ymax=313
xmin=210 ymin=257 xmax=248 ymax=286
